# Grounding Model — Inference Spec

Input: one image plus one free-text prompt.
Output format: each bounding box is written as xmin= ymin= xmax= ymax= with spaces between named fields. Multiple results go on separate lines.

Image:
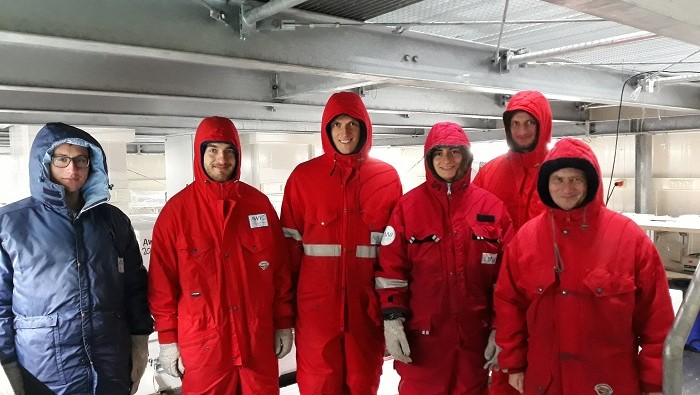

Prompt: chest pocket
xmin=469 ymin=223 xmax=502 ymax=265
xmin=582 ymin=269 xmax=637 ymax=339
xmin=520 ymin=268 xmax=556 ymax=300
xmin=406 ymin=229 xmax=442 ymax=279
xmin=176 ymin=235 xmax=216 ymax=291
xmin=240 ymin=228 xmax=275 ymax=263
xmin=303 ymin=206 xmax=340 ymax=241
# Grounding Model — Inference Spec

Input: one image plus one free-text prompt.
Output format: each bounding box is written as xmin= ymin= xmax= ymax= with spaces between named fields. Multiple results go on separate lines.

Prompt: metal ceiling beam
xmin=0 ymin=0 xmax=698 ymax=112
xmin=273 ymin=73 xmax=384 ymax=99
xmin=0 ymin=83 xmax=588 ymax=131
xmin=376 ymin=113 xmax=700 ymax=147
xmin=504 ymin=32 xmax=656 ymax=69
xmin=1 ymin=29 xmax=697 ymax=113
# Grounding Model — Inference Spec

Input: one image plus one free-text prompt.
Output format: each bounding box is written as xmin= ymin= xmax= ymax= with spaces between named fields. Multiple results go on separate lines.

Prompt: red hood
xmin=537 ymin=138 xmax=604 ymax=210
xmin=321 ymin=92 xmax=372 ymax=162
xmin=193 ymin=116 xmax=242 ymax=183
xmin=503 ymin=90 xmax=552 ymax=163
xmin=424 ymin=122 xmax=472 ymax=186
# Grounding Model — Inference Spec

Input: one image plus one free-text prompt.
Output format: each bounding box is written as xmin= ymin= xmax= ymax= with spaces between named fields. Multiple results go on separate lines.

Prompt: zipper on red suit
xmin=445 ymin=181 xmax=461 ymax=342
xmin=338 ymin=166 xmax=349 ymax=332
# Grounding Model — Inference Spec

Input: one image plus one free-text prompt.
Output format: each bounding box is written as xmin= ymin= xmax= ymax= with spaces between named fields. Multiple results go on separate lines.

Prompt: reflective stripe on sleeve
xmin=375 ymin=277 xmax=409 ymax=290
xmin=356 ymin=245 xmax=378 ymax=259
xmin=303 ymin=244 xmax=341 ymax=257
xmin=282 ymin=227 xmax=302 ymax=241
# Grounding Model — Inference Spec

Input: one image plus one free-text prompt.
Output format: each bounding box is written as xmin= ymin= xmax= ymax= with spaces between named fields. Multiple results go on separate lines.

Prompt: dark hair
xmin=537 ymin=157 xmax=599 ymax=209
xmin=503 ymin=110 xmax=539 ymax=153
xmin=426 ymin=145 xmax=473 ymax=182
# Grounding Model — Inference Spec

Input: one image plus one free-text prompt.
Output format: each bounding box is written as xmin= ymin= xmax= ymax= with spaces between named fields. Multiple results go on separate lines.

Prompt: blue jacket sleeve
xmin=110 ymin=208 xmax=153 ymax=335
xmin=0 ymin=246 xmax=16 ymax=363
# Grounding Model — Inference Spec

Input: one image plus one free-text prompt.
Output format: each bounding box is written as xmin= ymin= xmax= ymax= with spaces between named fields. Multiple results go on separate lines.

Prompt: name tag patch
xmin=481 ymin=253 xmax=498 ymax=264
xmin=248 ymin=214 xmax=269 ymax=228
xmin=370 ymin=232 xmax=384 ymax=246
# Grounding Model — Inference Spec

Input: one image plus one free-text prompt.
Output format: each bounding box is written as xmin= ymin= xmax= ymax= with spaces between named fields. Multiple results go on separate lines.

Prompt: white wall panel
xmin=654 ymin=133 xmax=700 ymax=178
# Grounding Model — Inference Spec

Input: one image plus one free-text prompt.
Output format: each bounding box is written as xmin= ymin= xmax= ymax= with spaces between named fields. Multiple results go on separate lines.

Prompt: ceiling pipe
xmin=494 ymin=0 xmax=511 ymax=63
xmin=649 ymin=73 xmax=700 ymax=87
xmin=506 ymin=31 xmax=656 ymax=69
xmin=241 ymin=0 xmax=309 ymax=27
xmin=279 ymin=18 xmax=604 ymax=29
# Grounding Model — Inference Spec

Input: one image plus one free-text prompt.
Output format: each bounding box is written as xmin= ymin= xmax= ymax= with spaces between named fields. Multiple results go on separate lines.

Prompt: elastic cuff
xmin=504 ymin=367 xmax=525 ymax=374
xmin=640 ymin=382 xmax=662 ymax=392
xmin=381 ymin=307 xmax=409 ymax=320
xmin=274 ymin=316 xmax=295 ymax=330
xmin=157 ymin=330 xmax=178 ymax=344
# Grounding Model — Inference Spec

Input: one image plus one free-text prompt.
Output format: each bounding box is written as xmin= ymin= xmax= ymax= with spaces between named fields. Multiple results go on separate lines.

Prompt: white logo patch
xmin=381 ymin=226 xmax=396 ymax=246
xmin=248 ymin=214 xmax=269 ymax=228
xmin=481 ymin=253 xmax=498 ymax=264
xmin=594 ymin=384 xmax=613 ymax=395
xmin=370 ymin=232 xmax=384 ymax=246
xmin=258 ymin=261 xmax=270 ymax=270
xmin=117 ymin=257 xmax=125 ymax=273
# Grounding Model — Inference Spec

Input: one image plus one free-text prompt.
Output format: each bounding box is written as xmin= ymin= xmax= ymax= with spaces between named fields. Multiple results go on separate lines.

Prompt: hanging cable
xmin=604 ymin=69 xmax=700 ymax=206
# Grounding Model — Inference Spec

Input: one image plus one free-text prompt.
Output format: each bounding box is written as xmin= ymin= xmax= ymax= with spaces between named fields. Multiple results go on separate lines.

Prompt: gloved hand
xmin=274 ymin=328 xmax=294 ymax=359
xmin=509 ymin=372 xmax=524 ymax=394
xmin=2 ymin=361 xmax=25 ymax=395
xmin=483 ymin=329 xmax=501 ymax=371
xmin=384 ymin=318 xmax=412 ymax=363
xmin=129 ymin=335 xmax=149 ymax=395
xmin=159 ymin=343 xmax=185 ymax=378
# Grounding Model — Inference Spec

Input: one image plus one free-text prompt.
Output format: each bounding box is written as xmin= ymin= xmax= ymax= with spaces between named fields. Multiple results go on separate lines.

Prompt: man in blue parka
xmin=0 ymin=123 xmax=153 ymax=394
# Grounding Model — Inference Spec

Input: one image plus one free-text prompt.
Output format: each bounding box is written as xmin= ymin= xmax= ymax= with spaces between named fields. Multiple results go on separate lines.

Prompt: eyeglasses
xmin=51 ymin=155 xmax=90 ymax=169
xmin=549 ymin=176 xmax=586 ymax=187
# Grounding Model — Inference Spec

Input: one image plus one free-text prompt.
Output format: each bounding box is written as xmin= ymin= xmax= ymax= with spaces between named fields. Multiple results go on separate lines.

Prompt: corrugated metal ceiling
xmin=287 ymin=0 xmax=700 ymax=74
xmin=281 ymin=0 xmax=425 ymax=21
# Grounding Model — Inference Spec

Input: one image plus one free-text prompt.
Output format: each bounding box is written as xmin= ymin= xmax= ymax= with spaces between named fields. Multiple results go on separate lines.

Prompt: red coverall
xmin=472 ymin=90 xmax=552 ymax=394
xmin=376 ymin=122 xmax=514 ymax=395
xmin=149 ymin=117 xmax=294 ymax=394
xmin=281 ymin=92 xmax=402 ymax=394
xmin=472 ymin=90 xmax=552 ymax=230
xmin=494 ymin=138 xmax=674 ymax=394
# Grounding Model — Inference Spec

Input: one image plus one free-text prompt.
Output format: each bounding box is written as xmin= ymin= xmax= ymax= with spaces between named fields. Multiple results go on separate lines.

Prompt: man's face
xmin=509 ymin=111 xmax=538 ymax=149
xmin=330 ymin=114 xmax=361 ymax=155
xmin=431 ymin=147 xmax=464 ymax=182
xmin=548 ymin=167 xmax=587 ymax=211
xmin=203 ymin=142 xmax=237 ymax=182
xmin=50 ymin=144 xmax=90 ymax=194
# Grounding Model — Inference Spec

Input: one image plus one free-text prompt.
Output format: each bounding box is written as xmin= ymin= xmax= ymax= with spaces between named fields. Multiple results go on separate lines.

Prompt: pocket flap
xmin=14 ymin=314 xmax=58 ymax=329
xmin=583 ymin=270 xmax=636 ymax=297
xmin=407 ymin=229 xmax=441 ymax=244
xmin=471 ymin=223 xmax=501 ymax=243
xmin=176 ymin=235 xmax=214 ymax=257
xmin=241 ymin=229 xmax=273 ymax=253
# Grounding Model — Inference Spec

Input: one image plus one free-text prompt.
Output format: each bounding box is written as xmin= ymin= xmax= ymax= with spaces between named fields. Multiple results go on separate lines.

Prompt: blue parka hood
xmin=29 ymin=123 xmax=110 ymax=212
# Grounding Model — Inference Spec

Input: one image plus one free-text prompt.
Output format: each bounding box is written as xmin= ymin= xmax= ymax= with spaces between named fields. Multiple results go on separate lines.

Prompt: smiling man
xmin=0 ymin=123 xmax=152 ymax=395
xmin=148 ymin=116 xmax=294 ymax=394
xmin=494 ymin=138 xmax=673 ymax=395
xmin=281 ymin=92 xmax=402 ymax=394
